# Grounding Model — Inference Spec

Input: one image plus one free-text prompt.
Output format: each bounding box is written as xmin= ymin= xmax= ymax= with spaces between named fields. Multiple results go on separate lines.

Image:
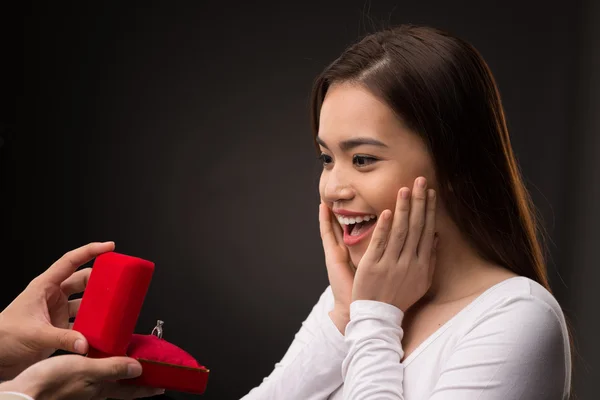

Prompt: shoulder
xmin=459 ymin=277 xmax=571 ymax=376
xmin=467 ymin=276 xmax=568 ymax=329
xmin=441 ymin=277 xmax=571 ymax=399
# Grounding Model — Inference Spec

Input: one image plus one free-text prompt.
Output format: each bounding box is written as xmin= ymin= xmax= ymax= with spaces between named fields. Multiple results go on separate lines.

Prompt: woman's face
xmin=318 ymin=82 xmax=437 ymax=267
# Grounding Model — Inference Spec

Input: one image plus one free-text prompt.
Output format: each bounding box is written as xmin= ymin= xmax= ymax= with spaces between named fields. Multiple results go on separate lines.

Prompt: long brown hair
xmin=311 ymin=24 xmax=549 ymax=289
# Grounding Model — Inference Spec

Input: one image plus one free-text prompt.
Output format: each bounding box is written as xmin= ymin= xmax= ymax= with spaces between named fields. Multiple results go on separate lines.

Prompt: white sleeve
xmin=341 ymin=300 xmax=405 ymax=400
xmin=341 ymin=296 xmax=570 ymax=400
xmin=0 ymin=393 xmax=35 ymax=400
xmin=240 ymin=286 xmax=349 ymax=400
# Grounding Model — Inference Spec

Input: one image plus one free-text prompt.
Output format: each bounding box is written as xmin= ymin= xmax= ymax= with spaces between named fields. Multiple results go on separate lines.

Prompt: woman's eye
xmin=318 ymin=153 xmax=333 ymax=166
xmin=353 ymin=155 xmax=378 ymax=167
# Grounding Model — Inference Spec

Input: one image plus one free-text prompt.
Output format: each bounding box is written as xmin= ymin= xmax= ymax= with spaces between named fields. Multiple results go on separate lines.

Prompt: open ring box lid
xmin=72 ymin=252 xmax=209 ymax=394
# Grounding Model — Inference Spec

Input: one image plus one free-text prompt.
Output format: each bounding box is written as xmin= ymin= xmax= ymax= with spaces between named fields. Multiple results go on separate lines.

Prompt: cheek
xmin=318 ymin=173 xmax=326 ymax=200
xmin=360 ymin=170 xmax=408 ymax=212
xmin=370 ymin=162 xmax=436 ymax=207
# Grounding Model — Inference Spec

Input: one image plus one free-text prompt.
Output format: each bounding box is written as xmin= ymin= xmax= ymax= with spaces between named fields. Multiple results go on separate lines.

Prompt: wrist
xmin=0 ymin=378 xmax=42 ymax=400
xmin=12 ymin=374 xmax=47 ymax=400
xmin=329 ymin=309 xmax=350 ymax=335
xmin=0 ymin=314 xmax=14 ymax=380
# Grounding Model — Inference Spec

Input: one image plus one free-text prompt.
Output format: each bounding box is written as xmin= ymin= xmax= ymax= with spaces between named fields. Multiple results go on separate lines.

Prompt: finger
xmin=417 ymin=189 xmax=437 ymax=261
xmin=98 ymin=382 xmax=165 ymax=399
xmin=361 ymin=209 xmax=393 ymax=263
xmin=402 ymin=177 xmax=428 ymax=254
xmin=43 ymin=242 xmax=115 ymax=285
xmin=38 ymin=325 xmax=88 ymax=354
xmin=384 ymin=187 xmax=411 ymax=260
xmin=83 ymin=356 xmax=143 ymax=381
xmin=331 ymin=212 xmax=345 ymax=245
xmin=427 ymin=234 xmax=439 ymax=284
xmin=68 ymin=298 xmax=82 ymax=318
xmin=319 ymin=202 xmax=340 ymax=248
xmin=61 ymin=268 xmax=92 ymax=297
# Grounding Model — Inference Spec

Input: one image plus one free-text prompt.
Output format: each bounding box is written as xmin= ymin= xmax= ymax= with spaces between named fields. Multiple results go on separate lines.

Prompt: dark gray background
xmin=1 ymin=0 xmax=598 ymax=399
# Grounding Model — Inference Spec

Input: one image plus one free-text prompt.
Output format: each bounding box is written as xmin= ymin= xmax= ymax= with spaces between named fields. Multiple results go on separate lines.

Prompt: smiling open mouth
xmin=335 ymin=214 xmax=378 ymax=246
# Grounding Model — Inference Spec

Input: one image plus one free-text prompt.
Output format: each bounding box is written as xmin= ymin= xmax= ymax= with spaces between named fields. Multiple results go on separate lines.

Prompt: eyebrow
xmin=315 ymin=136 xmax=389 ymax=151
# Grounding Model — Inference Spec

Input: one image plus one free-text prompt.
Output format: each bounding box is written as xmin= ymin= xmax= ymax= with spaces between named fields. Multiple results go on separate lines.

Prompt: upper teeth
xmin=335 ymin=214 xmax=377 ymax=225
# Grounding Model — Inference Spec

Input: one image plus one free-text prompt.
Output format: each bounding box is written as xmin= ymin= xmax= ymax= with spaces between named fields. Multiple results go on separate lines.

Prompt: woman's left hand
xmin=352 ymin=177 xmax=438 ymax=312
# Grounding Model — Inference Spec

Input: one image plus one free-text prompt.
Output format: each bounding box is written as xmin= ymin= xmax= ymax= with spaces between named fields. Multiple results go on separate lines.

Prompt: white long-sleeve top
xmin=0 ymin=277 xmax=570 ymax=400
xmin=241 ymin=276 xmax=571 ymax=400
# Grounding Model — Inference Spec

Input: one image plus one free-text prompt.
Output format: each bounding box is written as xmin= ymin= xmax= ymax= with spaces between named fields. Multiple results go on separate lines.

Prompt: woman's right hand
xmin=319 ymin=202 xmax=355 ymax=334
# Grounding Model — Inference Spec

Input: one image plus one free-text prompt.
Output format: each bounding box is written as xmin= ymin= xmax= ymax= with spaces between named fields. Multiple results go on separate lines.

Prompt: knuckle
xmin=61 ymin=250 xmax=73 ymax=260
xmin=415 ymin=218 xmax=426 ymax=230
xmin=427 ymin=196 xmax=437 ymax=210
xmin=58 ymin=331 xmax=72 ymax=349
xmin=82 ymin=268 xmax=91 ymax=286
xmin=111 ymin=361 xmax=127 ymax=377
xmin=413 ymin=191 xmax=427 ymax=201
xmin=428 ymin=189 xmax=437 ymax=202
xmin=28 ymin=275 xmax=43 ymax=288
xmin=422 ymin=226 xmax=434 ymax=238
xmin=398 ymin=201 xmax=410 ymax=211
xmin=79 ymin=243 xmax=95 ymax=257
xmin=62 ymin=252 xmax=78 ymax=267
xmin=365 ymin=264 xmax=382 ymax=276
xmin=85 ymin=242 xmax=98 ymax=255
xmin=375 ymin=239 xmax=387 ymax=250
xmin=395 ymin=226 xmax=408 ymax=238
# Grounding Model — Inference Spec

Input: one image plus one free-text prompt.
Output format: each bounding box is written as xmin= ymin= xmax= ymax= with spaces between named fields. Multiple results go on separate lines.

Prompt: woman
xmin=241 ymin=25 xmax=571 ymax=399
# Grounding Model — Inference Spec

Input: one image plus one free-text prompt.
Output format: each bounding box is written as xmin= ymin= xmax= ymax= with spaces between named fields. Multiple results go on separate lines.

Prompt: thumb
xmin=85 ymin=357 xmax=143 ymax=381
xmin=39 ymin=326 xmax=89 ymax=354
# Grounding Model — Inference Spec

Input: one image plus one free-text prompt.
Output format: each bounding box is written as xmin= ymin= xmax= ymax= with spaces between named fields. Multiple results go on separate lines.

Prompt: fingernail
xmin=127 ymin=363 xmax=143 ymax=377
xmin=74 ymin=339 xmax=85 ymax=354
xmin=401 ymin=188 xmax=410 ymax=199
xmin=152 ymin=389 xmax=166 ymax=396
xmin=417 ymin=177 xmax=426 ymax=188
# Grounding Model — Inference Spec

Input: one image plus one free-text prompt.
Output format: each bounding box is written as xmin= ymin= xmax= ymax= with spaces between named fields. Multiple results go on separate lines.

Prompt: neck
xmin=425 ymin=215 xmax=497 ymax=304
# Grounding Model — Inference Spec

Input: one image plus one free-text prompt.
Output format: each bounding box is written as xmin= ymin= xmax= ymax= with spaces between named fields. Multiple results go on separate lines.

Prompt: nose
xmin=321 ymin=167 xmax=355 ymax=204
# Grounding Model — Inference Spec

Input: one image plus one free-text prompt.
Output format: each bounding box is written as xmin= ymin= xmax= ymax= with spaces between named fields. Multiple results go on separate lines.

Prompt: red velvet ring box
xmin=72 ymin=251 xmax=209 ymax=394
